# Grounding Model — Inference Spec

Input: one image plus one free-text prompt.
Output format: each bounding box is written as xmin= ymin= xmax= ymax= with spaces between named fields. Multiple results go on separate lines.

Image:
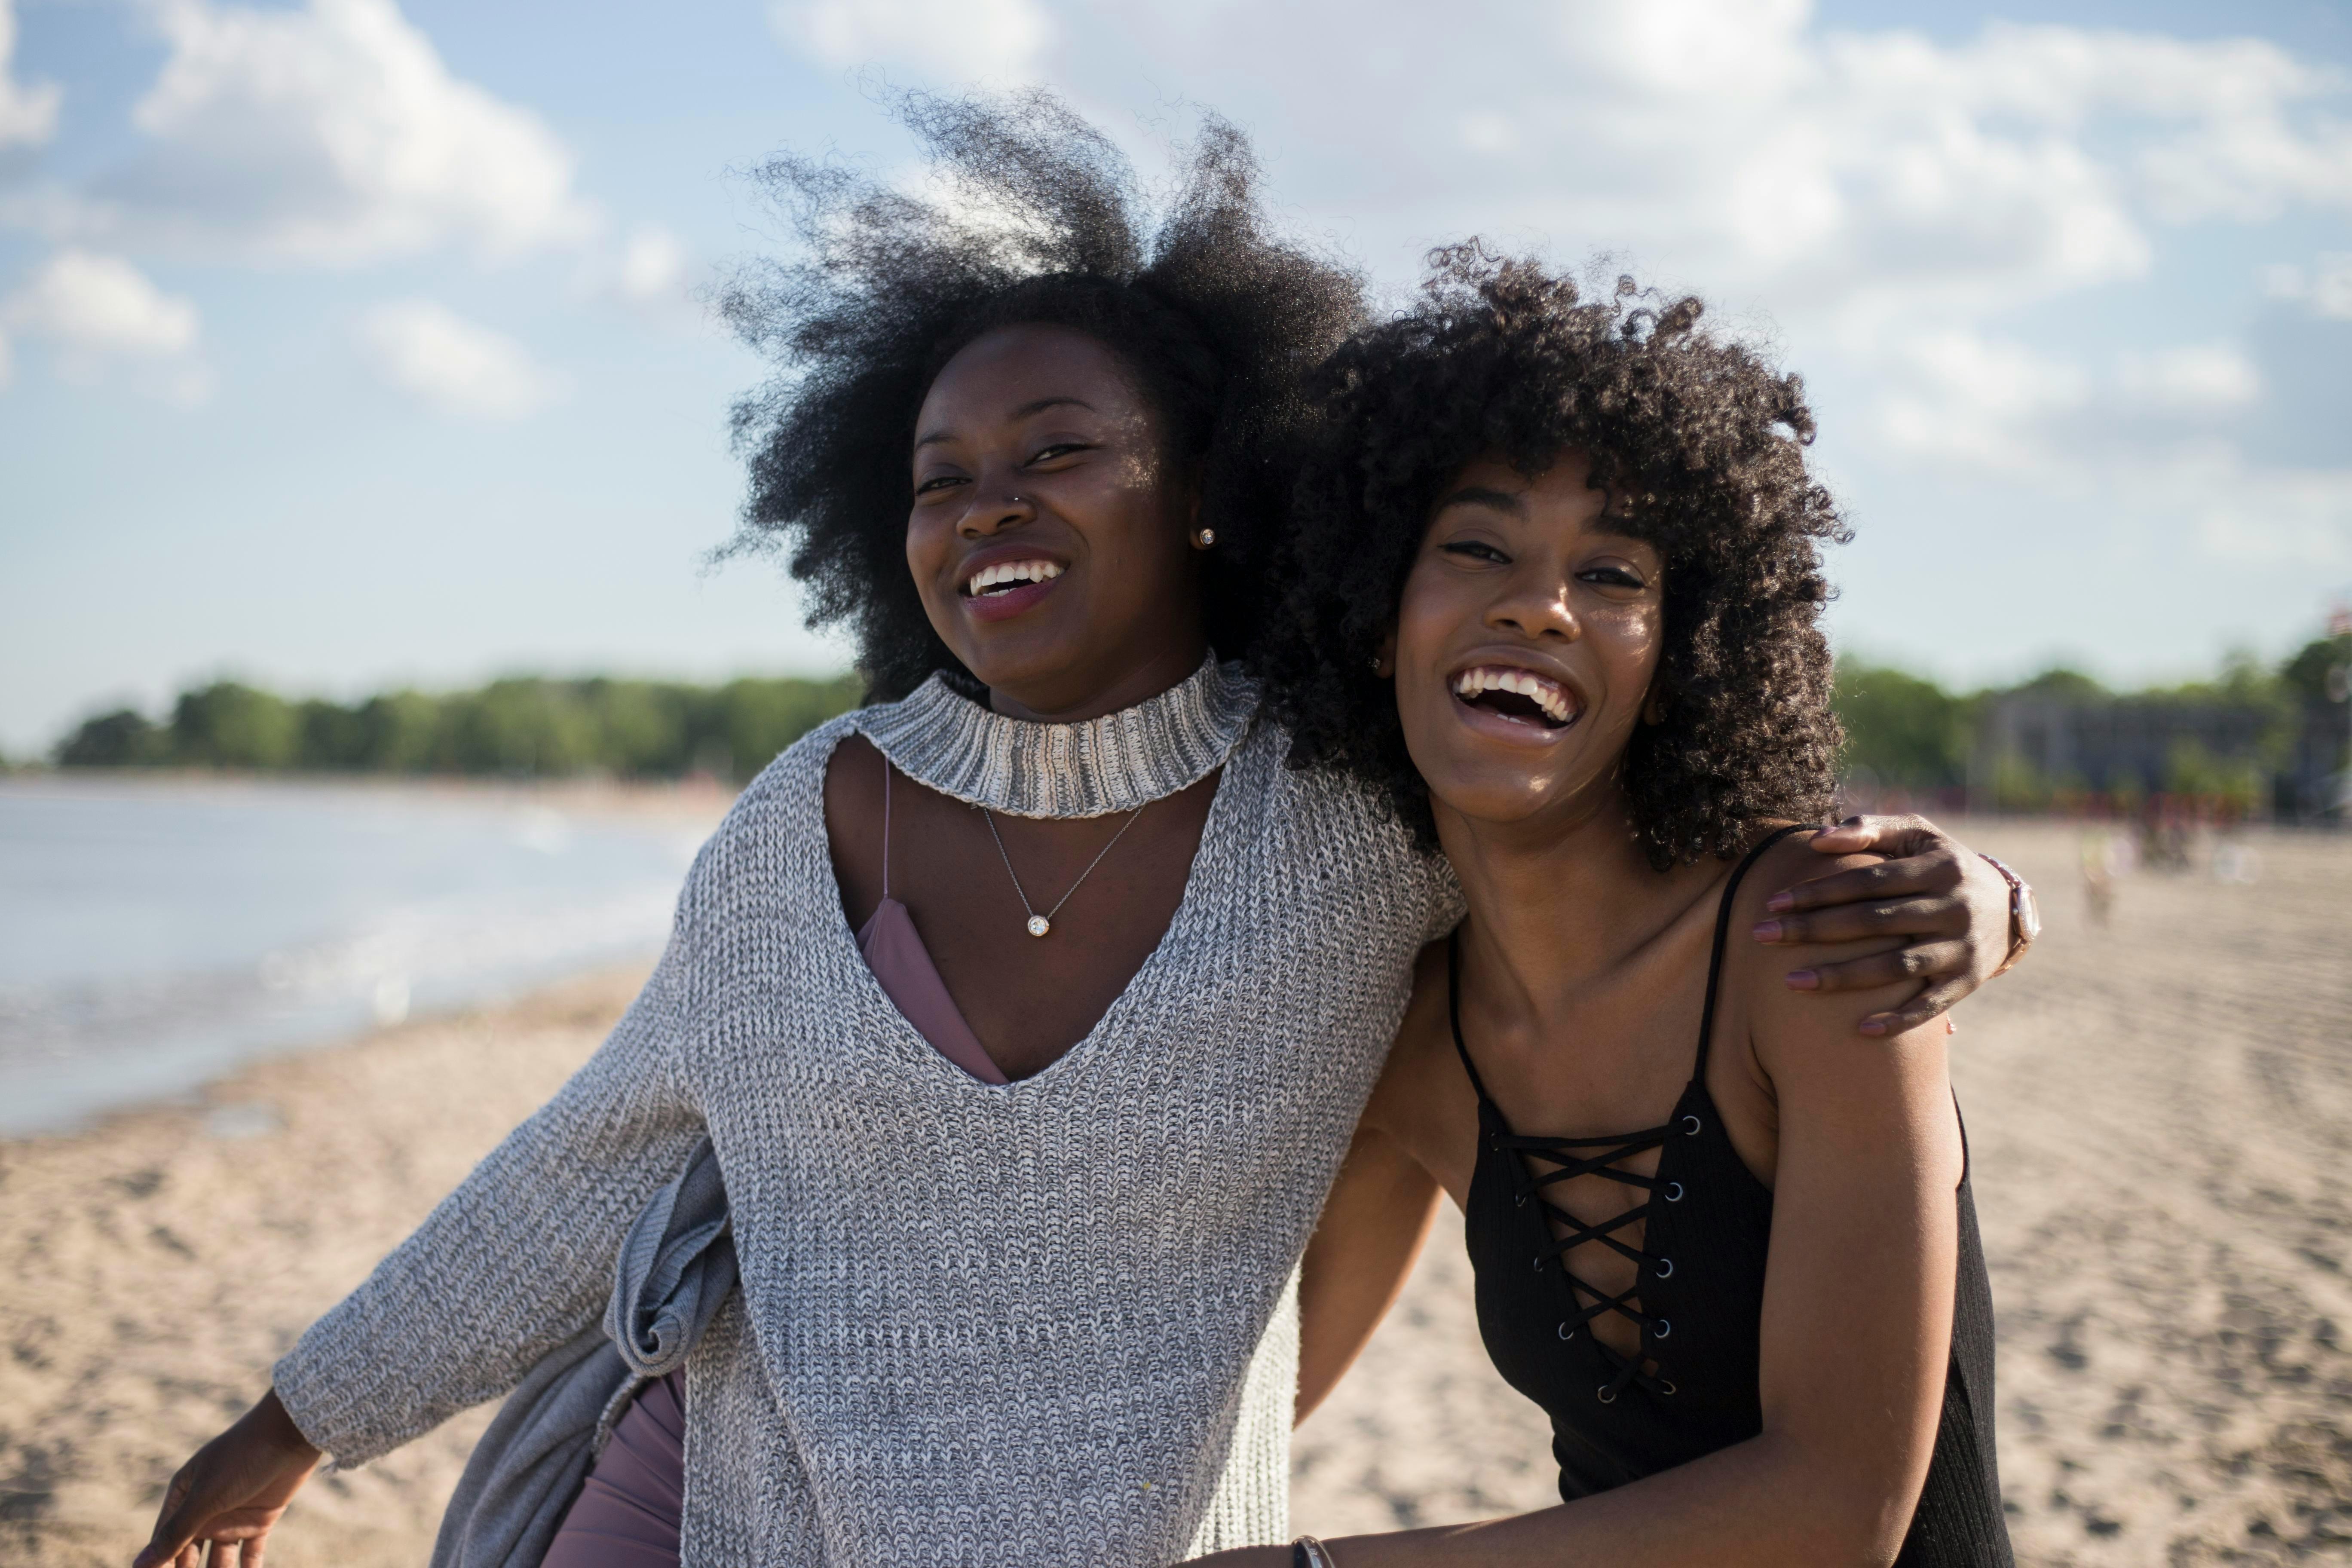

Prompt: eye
xmin=1440 ymin=539 xmax=1509 ymax=564
xmin=1026 ymin=441 xmax=1090 ymax=466
xmin=1578 ymin=564 xmax=1649 ymax=591
xmin=913 ymin=473 xmax=967 ymax=497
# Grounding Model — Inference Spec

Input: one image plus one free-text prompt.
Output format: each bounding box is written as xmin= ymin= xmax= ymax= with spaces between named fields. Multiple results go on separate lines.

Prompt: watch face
xmin=2016 ymin=882 xmax=2042 ymax=943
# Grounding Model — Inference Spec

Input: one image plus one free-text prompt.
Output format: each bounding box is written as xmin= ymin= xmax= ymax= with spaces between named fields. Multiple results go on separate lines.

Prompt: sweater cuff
xmin=272 ymin=1314 xmax=390 ymax=1470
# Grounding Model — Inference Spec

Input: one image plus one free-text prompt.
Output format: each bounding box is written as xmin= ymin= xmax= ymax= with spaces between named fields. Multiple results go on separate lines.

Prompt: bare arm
xmin=1295 ymin=1124 xmax=1443 ymax=1424
xmin=1193 ymin=852 xmax=1963 ymax=1568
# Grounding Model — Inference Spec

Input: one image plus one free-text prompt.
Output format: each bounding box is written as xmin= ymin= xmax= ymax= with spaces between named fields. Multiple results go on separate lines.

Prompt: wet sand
xmin=5 ymin=821 xmax=2348 ymax=1564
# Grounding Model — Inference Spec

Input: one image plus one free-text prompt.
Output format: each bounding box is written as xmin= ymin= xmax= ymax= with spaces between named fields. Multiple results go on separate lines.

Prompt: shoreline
xmin=6 ymin=822 xmax=2349 ymax=1564
xmin=0 ymin=769 xmax=742 ymax=825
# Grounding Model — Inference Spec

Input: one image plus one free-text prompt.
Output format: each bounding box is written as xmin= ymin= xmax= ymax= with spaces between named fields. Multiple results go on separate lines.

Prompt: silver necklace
xmin=980 ymin=802 xmax=1149 ymax=937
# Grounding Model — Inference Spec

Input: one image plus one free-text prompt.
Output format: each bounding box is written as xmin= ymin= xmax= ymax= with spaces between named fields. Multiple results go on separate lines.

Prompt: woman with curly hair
xmin=1220 ymin=251 xmax=2015 ymax=1566
xmin=136 ymin=101 xmax=2020 ymax=1568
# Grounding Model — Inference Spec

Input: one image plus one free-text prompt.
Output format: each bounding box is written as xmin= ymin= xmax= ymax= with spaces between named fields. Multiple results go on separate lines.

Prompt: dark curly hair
xmin=1258 ymin=246 xmax=1849 ymax=869
xmin=720 ymin=90 xmax=1364 ymax=700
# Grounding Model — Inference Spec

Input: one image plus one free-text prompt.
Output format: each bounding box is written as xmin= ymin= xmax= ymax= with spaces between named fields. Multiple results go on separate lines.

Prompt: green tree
xmin=714 ymin=675 xmax=862 ymax=780
xmin=295 ymin=699 xmax=369 ymax=769
xmin=1831 ymin=660 xmax=1972 ymax=790
xmin=2280 ymin=633 xmax=2352 ymax=706
xmin=354 ymin=691 xmax=445 ymax=772
xmin=55 ymin=708 xmax=167 ymax=767
xmin=443 ymin=679 xmax=601 ymax=774
xmin=170 ymin=682 xmax=298 ymax=769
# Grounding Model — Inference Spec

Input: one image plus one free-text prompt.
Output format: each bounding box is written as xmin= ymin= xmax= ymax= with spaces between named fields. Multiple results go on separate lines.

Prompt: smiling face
xmin=1392 ymin=450 xmax=1666 ymax=834
xmin=907 ymin=323 xmax=1208 ymax=720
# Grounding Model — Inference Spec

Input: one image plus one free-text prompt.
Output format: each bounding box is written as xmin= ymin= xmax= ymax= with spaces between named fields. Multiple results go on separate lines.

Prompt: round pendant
xmin=1026 ymin=915 xmax=1051 ymax=937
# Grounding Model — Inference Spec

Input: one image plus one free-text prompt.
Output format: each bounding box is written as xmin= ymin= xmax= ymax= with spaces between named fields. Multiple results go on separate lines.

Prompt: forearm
xmin=1295 ymin=1126 xmax=1442 ymax=1424
xmin=1319 ymin=1428 xmax=1907 ymax=1568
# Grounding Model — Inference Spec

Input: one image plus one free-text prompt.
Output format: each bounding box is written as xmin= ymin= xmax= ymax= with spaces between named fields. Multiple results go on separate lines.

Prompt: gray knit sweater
xmin=273 ymin=659 xmax=1456 ymax=1565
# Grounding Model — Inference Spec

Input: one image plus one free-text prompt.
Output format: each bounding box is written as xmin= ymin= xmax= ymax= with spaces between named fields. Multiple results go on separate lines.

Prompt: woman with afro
xmin=137 ymin=101 xmax=2020 ymax=1568
xmin=1211 ymin=250 xmax=2016 ymax=1566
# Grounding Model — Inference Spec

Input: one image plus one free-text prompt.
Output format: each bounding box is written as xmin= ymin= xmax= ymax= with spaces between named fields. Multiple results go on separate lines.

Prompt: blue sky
xmin=3 ymin=0 xmax=2349 ymax=754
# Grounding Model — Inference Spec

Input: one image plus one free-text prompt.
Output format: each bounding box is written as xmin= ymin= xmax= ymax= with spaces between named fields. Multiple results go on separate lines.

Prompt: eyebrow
xmin=1433 ymin=484 xmax=1526 ymax=516
xmin=914 ymin=395 xmax=1099 ymax=450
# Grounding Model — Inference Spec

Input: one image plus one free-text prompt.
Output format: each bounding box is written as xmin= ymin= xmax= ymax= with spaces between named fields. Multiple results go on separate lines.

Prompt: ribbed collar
xmin=853 ymin=655 xmax=1258 ymax=819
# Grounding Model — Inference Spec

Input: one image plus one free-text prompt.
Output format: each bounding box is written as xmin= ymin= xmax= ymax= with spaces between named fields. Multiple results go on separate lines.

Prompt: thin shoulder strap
xmin=879 ymin=754 xmax=893 ymax=902
xmin=1445 ymin=929 xmax=1495 ymax=1105
xmin=1694 ymin=823 xmax=1811 ymax=1075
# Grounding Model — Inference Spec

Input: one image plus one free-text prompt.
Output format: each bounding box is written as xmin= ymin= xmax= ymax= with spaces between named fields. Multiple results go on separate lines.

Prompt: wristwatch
xmin=1978 ymin=854 xmax=2040 ymax=978
xmin=1293 ymin=1539 xmax=1339 ymax=1568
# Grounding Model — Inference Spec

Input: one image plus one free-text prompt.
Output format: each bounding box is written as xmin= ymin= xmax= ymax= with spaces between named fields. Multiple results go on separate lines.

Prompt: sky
xmin=2 ymin=0 xmax=2349 ymax=755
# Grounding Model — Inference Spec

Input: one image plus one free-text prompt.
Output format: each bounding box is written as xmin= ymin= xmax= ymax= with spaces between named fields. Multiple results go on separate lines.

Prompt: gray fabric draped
xmin=429 ymin=1139 xmax=736 ymax=1568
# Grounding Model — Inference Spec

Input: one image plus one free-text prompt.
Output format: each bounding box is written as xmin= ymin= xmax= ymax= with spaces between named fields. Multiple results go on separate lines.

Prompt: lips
xmin=1451 ymin=664 xmax=1580 ymax=730
xmin=953 ymin=549 xmax=1068 ymax=624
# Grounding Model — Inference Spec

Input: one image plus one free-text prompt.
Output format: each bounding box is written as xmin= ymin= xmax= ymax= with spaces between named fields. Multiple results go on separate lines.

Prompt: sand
xmin=5 ymin=820 xmax=2348 ymax=1565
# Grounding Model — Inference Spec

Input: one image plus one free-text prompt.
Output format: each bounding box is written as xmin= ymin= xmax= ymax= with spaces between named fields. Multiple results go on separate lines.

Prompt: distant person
xmin=1220 ymin=252 xmax=2016 ymax=1565
xmin=2082 ymin=829 xmax=2117 ymax=925
xmin=135 ymin=98 xmax=2026 ymax=1568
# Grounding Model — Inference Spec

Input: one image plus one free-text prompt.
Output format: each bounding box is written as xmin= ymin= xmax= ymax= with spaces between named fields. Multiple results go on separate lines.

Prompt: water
xmin=0 ymin=777 xmax=715 ymax=1137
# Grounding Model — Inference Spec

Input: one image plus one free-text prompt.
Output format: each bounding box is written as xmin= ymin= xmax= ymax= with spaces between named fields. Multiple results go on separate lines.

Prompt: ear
xmin=1642 ymin=685 xmax=1670 ymax=725
xmin=1370 ymin=629 xmax=1398 ymax=679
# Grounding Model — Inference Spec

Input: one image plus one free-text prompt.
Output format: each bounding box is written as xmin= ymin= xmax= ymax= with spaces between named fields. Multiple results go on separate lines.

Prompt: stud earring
xmin=1194 ymin=528 xmax=1216 ymax=548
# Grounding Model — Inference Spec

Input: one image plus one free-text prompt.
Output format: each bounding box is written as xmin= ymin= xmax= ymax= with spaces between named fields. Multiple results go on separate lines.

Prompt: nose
xmin=1484 ymin=570 xmax=1581 ymax=643
xmin=960 ymin=483 xmax=1037 ymax=538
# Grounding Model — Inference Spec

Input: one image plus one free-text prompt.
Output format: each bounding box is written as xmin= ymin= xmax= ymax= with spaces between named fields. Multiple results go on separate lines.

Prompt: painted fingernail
xmin=1785 ymin=968 xmax=1819 ymax=990
xmin=1765 ymin=891 xmax=1793 ymax=913
xmin=1752 ymin=920 xmax=1784 ymax=942
xmin=1859 ymin=1017 xmax=1888 ymax=1036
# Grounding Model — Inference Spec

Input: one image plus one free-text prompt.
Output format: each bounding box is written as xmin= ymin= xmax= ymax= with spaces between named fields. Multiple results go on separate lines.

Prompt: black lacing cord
xmin=1509 ymin=1122 xmax=1687 ymax=1401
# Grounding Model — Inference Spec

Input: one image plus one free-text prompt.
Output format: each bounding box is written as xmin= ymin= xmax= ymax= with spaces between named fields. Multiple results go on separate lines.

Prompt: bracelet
xmin=1293 ymin=1538 xmax=1339 ymax=1568
xmin=1978 ymin=853 xmax=2040 ymax=979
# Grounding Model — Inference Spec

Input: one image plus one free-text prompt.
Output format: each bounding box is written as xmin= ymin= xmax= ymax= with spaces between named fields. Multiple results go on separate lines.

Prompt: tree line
xmin=1834 ymin=631 xmax=2346 ymax=795
xmin=46 ymin=674 xmax=863 ymax=784
xmin=29 ymin=630 xmax=2348 ymax=792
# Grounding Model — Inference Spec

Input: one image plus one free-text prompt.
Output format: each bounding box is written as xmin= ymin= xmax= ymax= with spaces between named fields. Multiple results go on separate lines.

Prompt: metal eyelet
xmin=1652 ymin=1318 xmax=1672 ymax=1340
xmin=1557 ymin=1321 xmax=1576 ymax=1341
xmin=1663 ymin=1181 xmax=1684 ymax=1202
xmin=1533 ymin=1254 xmax=1545 ymax=1272
xmin=1681 ymin=1114 xmax=1702 ymax=1136
xmin=1659 ymin=1380 xmax=1678 ymax=1397
xmin=1516 ymin=1191 xmax=1528 ymax=1208
xmin=1655 ymin=1258 xmax=1675 ymax=1279
xmin=1596 ymin=1384 xmax=1617 ymax=1405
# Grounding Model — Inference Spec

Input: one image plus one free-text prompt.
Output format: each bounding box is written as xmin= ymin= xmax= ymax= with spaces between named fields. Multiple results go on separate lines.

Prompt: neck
xmin=985 ymin=631 xmax=1210 ymax=724
xmin=1433 ymin=780 xmax=1694 ymax=1023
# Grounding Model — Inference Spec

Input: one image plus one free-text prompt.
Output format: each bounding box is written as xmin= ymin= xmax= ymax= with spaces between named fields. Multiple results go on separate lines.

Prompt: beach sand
xmin=5 ymin=821 xmax=2348 ymax=1565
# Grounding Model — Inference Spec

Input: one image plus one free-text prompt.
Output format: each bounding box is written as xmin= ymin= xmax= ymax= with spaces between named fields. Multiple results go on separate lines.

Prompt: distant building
xmin=2279 ymin=696 xmax=2351 ymax=821
xmin=1970 ymin=691 xmax=2302 ymax=817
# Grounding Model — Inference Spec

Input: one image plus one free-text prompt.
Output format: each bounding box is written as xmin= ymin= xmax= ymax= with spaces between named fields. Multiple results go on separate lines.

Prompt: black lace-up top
xmin=1452 ymin=828 xmax=2013 ymax=1564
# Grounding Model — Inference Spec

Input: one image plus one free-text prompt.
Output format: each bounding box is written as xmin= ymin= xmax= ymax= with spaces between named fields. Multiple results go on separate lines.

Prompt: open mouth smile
xmin=1452 ymin=665 xmax=1580 ymax=731
xmin=961 ymin=558 xmax=1064 ymax=597
xmin=956 ymin=555 xmax=1066 ymax=622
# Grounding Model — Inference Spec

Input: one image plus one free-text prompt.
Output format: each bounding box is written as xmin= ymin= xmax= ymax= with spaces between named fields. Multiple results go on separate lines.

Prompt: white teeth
xmin=964 ymin=559 xmax=1064 ymax=595
xmin=1453 ymin=665 xmax=1575 ymax=725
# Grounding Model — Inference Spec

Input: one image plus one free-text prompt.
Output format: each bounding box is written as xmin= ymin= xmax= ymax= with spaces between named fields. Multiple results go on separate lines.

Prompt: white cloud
xmin=0 ymin=0 xmax=59 ymax=148
xmin=2263 ymin=253 xmax=2352 ymax=321
xmin=775 ymin=0 xmax=1054 ymax=80
xmin=354 ymin=299 xmax=560 ymax=419
xmin=615 ymin=224 xmax=689 ymax=306
xmin=2 ymin=249 xmax=211 ymax=402
xmin=4 ymin=249 xmax=199 ymax=356
xmin=2116 ymin=343 xmax=2261 ymax=411
xmin=2193 ymin=466 xmax=2352 ymax=568
xmin=55 ymin=0 xmax=594 ymax=265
